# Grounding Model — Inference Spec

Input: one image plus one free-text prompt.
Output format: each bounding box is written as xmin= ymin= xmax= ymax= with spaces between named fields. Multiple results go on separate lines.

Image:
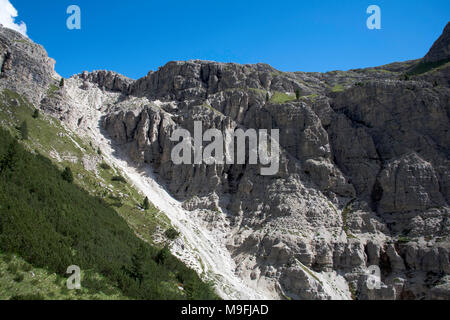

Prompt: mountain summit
xmin=423 ymin=21 xmax=450 ymax=63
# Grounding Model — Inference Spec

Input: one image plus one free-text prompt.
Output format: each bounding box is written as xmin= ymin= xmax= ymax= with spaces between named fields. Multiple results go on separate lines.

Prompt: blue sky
xmin=9 ymin=0 xmax=450 ymax=79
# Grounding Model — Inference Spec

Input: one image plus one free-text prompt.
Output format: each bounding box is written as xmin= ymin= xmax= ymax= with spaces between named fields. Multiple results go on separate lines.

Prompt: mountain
xmin=0 ymin=22 xmax=449 ymax=300
xmin=407 ymin=22 xmax=450 ymax=80
xmin=0 ymin=29 xmax=217 ymax=300
xmin=423 ymin=22 xmax=450 ymax=64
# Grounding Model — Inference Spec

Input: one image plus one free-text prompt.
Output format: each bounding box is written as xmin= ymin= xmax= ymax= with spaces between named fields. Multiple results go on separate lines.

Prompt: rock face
xmin=423 ymin=22 xmax=450 ymax=63
xmin=412 ymin=22 xmax=450 ymax=87
xmin=76 ymin=70 xmax=133 ymax=94
xmin=0 ymin=23 xmax=449 ymax=300
xmin=377 ymin=153 xmax=445 ymax=213
xmin=0 ymin=26 xmax=57 ymax=105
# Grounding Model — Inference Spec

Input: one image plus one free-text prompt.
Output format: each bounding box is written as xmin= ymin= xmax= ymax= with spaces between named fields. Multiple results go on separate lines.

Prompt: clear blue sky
xmin=12 ymin=0 xmax=450 ymax=79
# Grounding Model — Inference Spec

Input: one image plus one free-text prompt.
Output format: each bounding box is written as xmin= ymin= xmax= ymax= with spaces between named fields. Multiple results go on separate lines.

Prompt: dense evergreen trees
xmin=112 ymin=175 xmax=127 ymax=183
xmin=143 ymin=197 xmax=150 ymax=210
xmin=32 ymin=109 xmax=39 ymax=119
xmin=165 ymin=228 xmax=180 ymax=240
xmin=0 ymin=128 xmax=218 ymax=300
xmin=61 ymin=167 xmax=74 ymax=183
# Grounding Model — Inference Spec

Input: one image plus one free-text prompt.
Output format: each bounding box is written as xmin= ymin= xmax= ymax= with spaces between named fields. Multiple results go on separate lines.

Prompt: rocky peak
xmin=423 ymin=22 xmax=450 ymax=63
xmin=74 ymin=70 xmax=134 ymax=94
xmin=129 ymin=60 xmax=313 ymax=101
xmin=0 ymin=25 xmax=57 ymax=104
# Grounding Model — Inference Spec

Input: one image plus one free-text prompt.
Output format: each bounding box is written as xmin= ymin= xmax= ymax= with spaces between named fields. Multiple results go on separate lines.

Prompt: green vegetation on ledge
xmin=270 ymin=91 xmax=297 ymax=104
xmin=331 ymin=84 xmax=345 ymax=93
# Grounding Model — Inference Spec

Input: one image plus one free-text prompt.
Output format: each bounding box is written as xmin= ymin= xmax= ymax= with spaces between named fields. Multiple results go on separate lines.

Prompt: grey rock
xmin=377 ymin=153 xmax=445 ymax=213
xmin=423 ymin=22 xmax=450 ymax=63
xmin=1 ymin=21 xmax=449 ymax=301
xmin=76 ymin=70 xmax=133 ymax=93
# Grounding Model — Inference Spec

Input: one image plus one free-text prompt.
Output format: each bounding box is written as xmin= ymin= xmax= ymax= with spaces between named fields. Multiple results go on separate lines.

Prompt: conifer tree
xmin=131 ymin=245 xmax=147 ymax=284
xmin=62 ymin=166 xmax=74 ymax=183
xmin=155 ymin=246 xmax=169 ymax=265
xmin=0 ymin=140 xmax=19 ymax=172
xmin=19 ymin=121 xmax=28 ymax=140
xmin=296 ymin=89 xmax=301 ymax=100
xmin=143 ymin=197 xmax=150 ymax=210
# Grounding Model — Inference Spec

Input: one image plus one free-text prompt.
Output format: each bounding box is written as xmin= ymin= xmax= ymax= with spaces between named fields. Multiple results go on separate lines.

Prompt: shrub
xmin=19 ymin=121 xmax=28 ymax=140
xmin=21 ymin=262 xmax=32 ymax=272
xmin=155 ymin=246 xmax=170 ymax=264
xmin=10 ymin=293 xmax=45 ymax=300
xmin=270 ymin=92 xmax=296 ymax=104
xmin=62 ymin=167 xmax=74 ymax=183
xmin=165 ymin=227 xmax=180 ymax=240
xmin=331 ymin=84 xmax=345 ymax=92
xmin=397 ymin=236 xmax=411 ymax=244
xmin=13 ymin=273 xmax=25 ymax=282
xmin=112 ymin=175 xmax=127 ymax=183
xmin=7 ymin=263 xmax=19 ymax=274
xmin=100 ymin=162 xmax=111 ymax=170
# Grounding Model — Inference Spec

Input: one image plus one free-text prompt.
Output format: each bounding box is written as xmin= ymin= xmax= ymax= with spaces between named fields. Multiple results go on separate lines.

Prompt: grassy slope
xmin=0 ymin=89 xmax=218 ymax=300
xmin=0 ymin=89 xmax=171 ymax=246
xmin=406 ymin=58 xmax=450 ymax=76
xmin=0 ymin=252 xmax=127 ymax=300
